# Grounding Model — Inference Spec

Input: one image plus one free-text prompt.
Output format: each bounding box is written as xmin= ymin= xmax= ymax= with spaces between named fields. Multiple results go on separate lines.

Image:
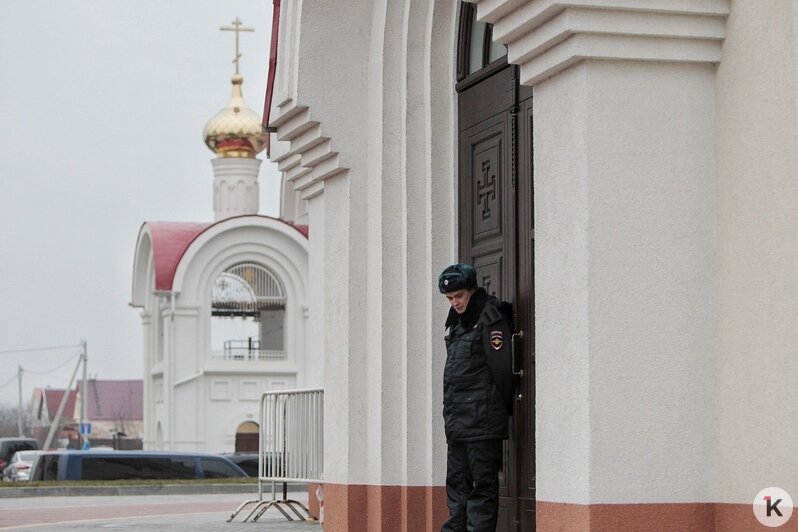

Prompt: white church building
xmin=130 ymin=58 xmax=315 ymax=453
xmin=262 ymin=0 xmax=798 ymax=531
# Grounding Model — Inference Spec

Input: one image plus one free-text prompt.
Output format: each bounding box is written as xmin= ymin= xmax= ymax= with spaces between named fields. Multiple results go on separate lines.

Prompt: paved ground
xmin=0 ymin=492 xmax=319 ymax=531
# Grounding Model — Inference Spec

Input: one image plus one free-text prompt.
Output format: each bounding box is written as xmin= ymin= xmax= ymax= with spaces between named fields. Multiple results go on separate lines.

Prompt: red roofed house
xmin=31 ymin=387 xmax=78 ymax=427
xmin=30 ymin=387 xmax=77 ymax=448
xmin=130 ymin=52 xmax=316 ymax=453
xmin=76 ymin=379 xmax=143 ymax=441
xmin=30 ymin=380 xmax=143 ymax=448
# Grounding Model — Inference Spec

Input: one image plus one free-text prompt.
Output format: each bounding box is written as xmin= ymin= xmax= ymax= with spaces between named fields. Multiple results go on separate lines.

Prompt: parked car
xmin=0 ymin=438 xmax=39 ymax=479
xmin=219 ymin=451 xmax=288 ymax=478
xmin=220 ymin=452 xmax=259 ymax=477
xmin=2 ymin=450 xmax=43 ymax=482
xmin=30 ymin=450 xmax=247 ymax=481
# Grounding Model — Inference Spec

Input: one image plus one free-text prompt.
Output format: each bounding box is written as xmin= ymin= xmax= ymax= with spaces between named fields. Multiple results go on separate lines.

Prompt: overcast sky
xmin=0 ymin=1 xmax=279 ymax=406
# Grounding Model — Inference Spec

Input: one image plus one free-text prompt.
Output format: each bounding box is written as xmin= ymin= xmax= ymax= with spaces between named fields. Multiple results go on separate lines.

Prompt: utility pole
xmin=17 ymin=365 xmax=23 ymax=437
xmin=80 ymin=340 xmax=87 ymax=449
xmin=43 ymin=354 xmax=83 ymax=450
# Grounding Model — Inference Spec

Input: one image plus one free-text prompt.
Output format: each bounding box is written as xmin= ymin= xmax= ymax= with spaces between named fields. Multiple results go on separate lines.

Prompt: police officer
xmin=439 ymin=263 xmax=514 ymax=532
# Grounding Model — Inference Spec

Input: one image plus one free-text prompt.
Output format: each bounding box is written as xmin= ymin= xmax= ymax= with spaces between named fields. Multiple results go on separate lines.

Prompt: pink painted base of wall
xmin=322 ymin=483 xmax=448 ymax=532
xmin=307 ymin=483 xmax=320 ymax=520
xmin=538 ymin=501 xmax=798 ymax=531
xmin=318 ymin=486 xmax=798 ymax=531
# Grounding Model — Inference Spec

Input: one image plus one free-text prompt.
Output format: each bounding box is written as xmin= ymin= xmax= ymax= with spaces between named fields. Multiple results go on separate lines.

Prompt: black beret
xmin=438 ymin=263 xmax=477 ymax=293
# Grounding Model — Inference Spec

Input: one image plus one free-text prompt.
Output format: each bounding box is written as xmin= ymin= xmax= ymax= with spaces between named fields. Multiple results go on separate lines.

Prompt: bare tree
xmin=0 ymin=403 xmax=32 ymax=437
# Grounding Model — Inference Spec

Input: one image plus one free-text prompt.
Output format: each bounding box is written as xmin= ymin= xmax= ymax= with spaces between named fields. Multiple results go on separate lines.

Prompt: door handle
xmin=511 ymin=330 xmax=524 ymax=377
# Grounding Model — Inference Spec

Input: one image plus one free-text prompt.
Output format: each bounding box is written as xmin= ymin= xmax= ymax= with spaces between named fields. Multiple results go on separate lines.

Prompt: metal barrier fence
xmin=228 ymin=388 xmax=324 ymax=523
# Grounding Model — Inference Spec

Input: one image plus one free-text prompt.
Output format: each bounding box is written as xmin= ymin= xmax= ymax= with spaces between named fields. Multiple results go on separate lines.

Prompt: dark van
xmin=30 ymin=450 xmax=246 ymax=481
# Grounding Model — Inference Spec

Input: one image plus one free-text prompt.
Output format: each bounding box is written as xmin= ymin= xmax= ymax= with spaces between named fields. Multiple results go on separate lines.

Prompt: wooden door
xmin=235 ymin=421 xmax=260 ymax=452
xmin=457 ymin=4 xmax=535 ymax=528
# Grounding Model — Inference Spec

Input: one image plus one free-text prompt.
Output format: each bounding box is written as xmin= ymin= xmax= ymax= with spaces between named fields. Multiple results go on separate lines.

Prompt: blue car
xmin=30 ymin=450 xmax=247 ymax=481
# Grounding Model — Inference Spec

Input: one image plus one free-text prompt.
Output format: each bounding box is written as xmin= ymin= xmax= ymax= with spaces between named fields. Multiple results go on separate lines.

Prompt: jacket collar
xmin=444 ymin=287 xmax=490 ymax=330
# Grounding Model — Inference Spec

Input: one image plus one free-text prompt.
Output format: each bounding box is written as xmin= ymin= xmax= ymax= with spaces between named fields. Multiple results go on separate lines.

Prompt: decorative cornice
xmin=269 ymin=99 xmax=347 ymax=201
xmin=464 ymin=0 xmax=730 ymax=86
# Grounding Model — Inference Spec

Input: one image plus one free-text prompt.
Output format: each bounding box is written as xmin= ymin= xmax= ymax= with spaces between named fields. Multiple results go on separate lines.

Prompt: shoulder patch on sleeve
xmin=490 ymin=330 xmax=504 ymax=350
xmin=481 ymin=304 xmax=503 ymax=326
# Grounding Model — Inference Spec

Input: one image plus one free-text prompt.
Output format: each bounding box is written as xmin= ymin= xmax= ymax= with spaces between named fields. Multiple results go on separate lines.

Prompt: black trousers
xmin=441 ymin=439 xmax=502 ymax=532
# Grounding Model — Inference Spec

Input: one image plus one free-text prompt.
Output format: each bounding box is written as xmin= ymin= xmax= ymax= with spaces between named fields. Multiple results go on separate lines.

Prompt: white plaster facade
xmin=262 ymin=0 xmax=798 ymax=529
xmin=715 ymin=0 xmax=798 ymax=506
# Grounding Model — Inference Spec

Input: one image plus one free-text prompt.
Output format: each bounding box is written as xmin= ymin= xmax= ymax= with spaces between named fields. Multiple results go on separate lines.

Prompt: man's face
xmin=445 ymin=288 xmax=475 ymax=315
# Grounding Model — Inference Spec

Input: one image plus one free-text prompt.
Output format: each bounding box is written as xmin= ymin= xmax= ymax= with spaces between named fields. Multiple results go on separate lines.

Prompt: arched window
xmin=210 ymin=262 xmax=286 ymax=360
xmin=456 ymin=2 xmax=507 ymax=82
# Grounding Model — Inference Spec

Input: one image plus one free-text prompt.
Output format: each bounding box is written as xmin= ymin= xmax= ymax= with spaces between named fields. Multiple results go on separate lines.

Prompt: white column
xmin=140 ymin=310 xmax=153 ymax=449
xmin=716 ymin=0 xmax=798 ymax=503
xmin=321 ymin=172 xmax=366 ymax=485
xmin=305 ymin=192 xmax=325 ymax=388
xmin=211 ymin=158 xmax=261 ymax=221
xmin=269 ymin=0 xmax=373 ymax=493
xmin=269 ymin=0 xmax=456 ymax=527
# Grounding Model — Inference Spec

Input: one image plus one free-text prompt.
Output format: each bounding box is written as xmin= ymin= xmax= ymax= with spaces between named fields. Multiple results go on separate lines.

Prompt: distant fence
xmin=228 ymin=388 xmax=324 ymax=523
xmin=210 ymin=339 xmax=286 ymax=360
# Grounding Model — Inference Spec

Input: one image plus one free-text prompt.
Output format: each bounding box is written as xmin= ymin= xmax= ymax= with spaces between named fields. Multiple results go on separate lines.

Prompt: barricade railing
xmin=228 ymin=388 xmax=323 ymax=523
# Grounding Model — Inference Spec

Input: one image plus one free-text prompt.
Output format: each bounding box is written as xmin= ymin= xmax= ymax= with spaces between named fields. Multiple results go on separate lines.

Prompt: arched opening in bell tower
xmin=210 ymin=261 xmax=287 ymax=360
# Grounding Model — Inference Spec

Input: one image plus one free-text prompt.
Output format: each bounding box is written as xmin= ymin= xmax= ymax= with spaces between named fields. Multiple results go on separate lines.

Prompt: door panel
xmin=460 ymin=111 xmax=512 ymax=300
xmin=458 ymin=63 xmax=535 ymax=531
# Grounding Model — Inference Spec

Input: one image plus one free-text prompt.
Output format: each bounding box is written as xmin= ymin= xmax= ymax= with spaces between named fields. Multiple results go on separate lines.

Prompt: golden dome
xmin=203 ymin=74 xmax=267 ymax=158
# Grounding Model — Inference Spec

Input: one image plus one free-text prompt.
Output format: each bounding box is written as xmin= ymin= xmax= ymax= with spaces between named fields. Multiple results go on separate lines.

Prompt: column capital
xmin=464 ymin=0 xmax=730 ymax=86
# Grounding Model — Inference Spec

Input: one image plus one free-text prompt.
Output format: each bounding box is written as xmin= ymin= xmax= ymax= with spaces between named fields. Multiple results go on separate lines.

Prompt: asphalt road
xmin=0 ymin=492 xmax=318 ymax=531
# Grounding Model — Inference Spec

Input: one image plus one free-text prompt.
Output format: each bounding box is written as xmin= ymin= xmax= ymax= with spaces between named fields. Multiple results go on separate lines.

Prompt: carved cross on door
xmin=481 ymin=275 xmax=494 ymax=296
xmin=477 ymin=160 xmax=497 ymax=220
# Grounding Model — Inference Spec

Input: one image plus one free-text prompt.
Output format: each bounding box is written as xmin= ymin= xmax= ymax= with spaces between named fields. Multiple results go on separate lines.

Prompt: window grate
xmin=212 ymin=262 xmax=286 ymax=314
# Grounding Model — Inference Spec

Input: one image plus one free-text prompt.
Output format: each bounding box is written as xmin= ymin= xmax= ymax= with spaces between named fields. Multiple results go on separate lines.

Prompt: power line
xmin=0 ymin=343 xmax=82 ymax=356
xmin=25 ymin=351 xmax=82 ymax=376
xmin=0 ymin=346 xmax=84 ymax=394
xmin=0 ymin=373 xmax=18 ymax=390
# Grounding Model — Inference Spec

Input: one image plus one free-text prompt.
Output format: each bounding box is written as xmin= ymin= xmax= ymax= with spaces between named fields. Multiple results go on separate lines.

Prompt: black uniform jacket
xmin=443 ymin=288 xmax=515 ymax=443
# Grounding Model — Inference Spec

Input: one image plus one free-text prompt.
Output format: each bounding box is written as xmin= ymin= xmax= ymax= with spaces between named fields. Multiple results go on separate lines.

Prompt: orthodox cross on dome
xmin=220 ymin=17 xmax=254 ymax=75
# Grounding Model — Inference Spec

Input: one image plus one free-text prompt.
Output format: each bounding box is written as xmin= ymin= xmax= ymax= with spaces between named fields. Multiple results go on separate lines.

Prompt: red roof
xmin=79 ymin=380 xmax=143 ymax=421
xmin=145 ymin=216 xmax=308 ymax=292
xmin=147 ymin=222 xmax=211 ymax=291
xmin=43 ymin=389 xmax=77 ymax=422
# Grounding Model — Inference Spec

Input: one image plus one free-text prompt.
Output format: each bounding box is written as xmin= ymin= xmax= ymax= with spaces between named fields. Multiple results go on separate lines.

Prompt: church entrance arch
xmin=456 ymin=3 xmax=536 ymax=530
xmin=235 ymin=421 xmax=259 ymax=452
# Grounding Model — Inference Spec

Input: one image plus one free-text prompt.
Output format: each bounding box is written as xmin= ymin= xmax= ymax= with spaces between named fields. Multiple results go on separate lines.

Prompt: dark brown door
xmin=235 ymin=432 xmax=259 ymax=452
xmin=456 ymin=5 xmax=535 ymax=528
